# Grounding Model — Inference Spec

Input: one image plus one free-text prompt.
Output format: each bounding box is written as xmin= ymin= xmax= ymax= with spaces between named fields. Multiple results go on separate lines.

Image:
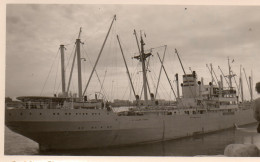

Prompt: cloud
xmin=5 ymin=4 xmax=260 ymax=100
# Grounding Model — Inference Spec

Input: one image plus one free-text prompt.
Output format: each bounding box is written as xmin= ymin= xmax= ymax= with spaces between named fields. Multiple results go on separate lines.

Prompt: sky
xmin=4 ymin=4 xmax=260 ymax=101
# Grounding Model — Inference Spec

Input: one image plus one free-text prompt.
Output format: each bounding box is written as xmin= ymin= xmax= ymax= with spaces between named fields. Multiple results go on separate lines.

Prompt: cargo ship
xmin=5 ymin=15 xmax=256 ymax=151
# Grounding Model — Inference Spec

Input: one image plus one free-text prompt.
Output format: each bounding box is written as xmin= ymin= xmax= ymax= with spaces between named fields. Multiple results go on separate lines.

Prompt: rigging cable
xmin=81 ymin=44 xmax=109 ymax=101
xmin=40 ymin=48 xmax=60 ymax=96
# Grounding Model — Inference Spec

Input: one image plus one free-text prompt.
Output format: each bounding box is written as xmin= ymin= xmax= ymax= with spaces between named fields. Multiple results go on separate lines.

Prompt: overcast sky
xmin=5 ymin=4 xmax=260 ymax=101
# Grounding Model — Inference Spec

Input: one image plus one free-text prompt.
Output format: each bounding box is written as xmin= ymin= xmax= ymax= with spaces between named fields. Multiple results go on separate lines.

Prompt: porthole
xmin=40 ymin=113 xmax=42 ymax=115
xmin=65 ymin=113 xmax=67 ymax=115
xmin=29 ymin=112 xmax=32 ymax=115
xmin=69 ymin=113 xmax=71 ymax=115
xmin=9 ymin=113 xmax=11 ymax=116
xmin=57 ymin=113 xmax=59 ymax=115
xmin=20 ymin=113 xmax=23 ymax=115
xmin=53 ymin=113 xmax=55 ymax=115
xmin=76 ymin=113 xmax=78 ymax=115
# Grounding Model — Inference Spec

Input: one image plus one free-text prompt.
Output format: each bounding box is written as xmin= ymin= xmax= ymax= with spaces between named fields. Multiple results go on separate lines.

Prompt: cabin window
xmin=76 ymin=113 xmax=78 ymax=115
xmin=69 ymin=113 xmax=71 ymax=115
xmin=65 ymin=113 xmax=67 ymax=115
xmin=9 ymin=113 xmax=11 ymax=116
xmin=39 ymin=113 xmax=42 ymax=115
xmin=20 ymin=113 xmax=23 ymax=115
xmin=53 ymin=113 xmax=55 ymax=115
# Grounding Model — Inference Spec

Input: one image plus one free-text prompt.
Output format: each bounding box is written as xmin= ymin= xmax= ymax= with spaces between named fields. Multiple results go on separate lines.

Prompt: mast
xmin=251 ymin=70 xmax=253 ymax=100
xmin=249 ymin=76 xmax=253 ymax=101
xmin=211 ymin=64 xmax=220 ymax=86
xmin=60 ymin=44 xmax=66 ymax=94
xmin=243 ymin=68 xmax=250 ymax=100
xmin=82 ymin=15 xmax=116 ymax=96
xmin=76 ymin=38 xmax=83 ymax=98
xmin=210 ymin=63 xmax=214 ymax=84
xmin=218 ymin=66 xmax=230 ymax=87
xmin=219 ymin=75 xmax=223 ymax=97
xmin=133 ymin=32 xmax=152 ymax=104
xmin=206 ymin=64 xmax=217 ymax=85
xmin=175 ymin=73 xmax=180 ymax=98
xmin=116 ymin=35 xmax=137 ymax=99
xmin=155 ymin=45 xmax=167 ymax=98
xmin=240 ymin=65 xmax=244 ymax=102
xmin=67 ymin=27 xmax=82 ymax=94
xmin=228 ymin=57 xmax=233 ymax=89
xmin=141 ymin=34 xmax=148 ymax=102
xmin=157 ymin=53 xmax=177 ymax=100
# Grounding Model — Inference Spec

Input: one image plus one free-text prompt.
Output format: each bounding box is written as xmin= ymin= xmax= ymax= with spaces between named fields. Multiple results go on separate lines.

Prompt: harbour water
xmin=4 ymin=123 xmax=260 ymax=156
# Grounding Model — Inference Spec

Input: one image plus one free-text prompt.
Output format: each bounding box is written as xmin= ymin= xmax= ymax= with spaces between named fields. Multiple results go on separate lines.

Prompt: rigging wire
xmin=40 ymin=48 xmax=60 ymax=96
xmin=81 ymin=44 xmax=109 ymax=101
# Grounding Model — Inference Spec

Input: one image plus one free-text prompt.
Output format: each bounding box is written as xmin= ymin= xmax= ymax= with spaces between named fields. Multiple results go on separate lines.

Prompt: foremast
xmin=133 ymin=32 xmax=152 ymax=104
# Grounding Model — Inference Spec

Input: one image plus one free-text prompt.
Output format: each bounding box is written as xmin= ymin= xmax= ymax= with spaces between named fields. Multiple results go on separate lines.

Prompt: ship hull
xmin=5 ymin=108 xmax=256 ymax=150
